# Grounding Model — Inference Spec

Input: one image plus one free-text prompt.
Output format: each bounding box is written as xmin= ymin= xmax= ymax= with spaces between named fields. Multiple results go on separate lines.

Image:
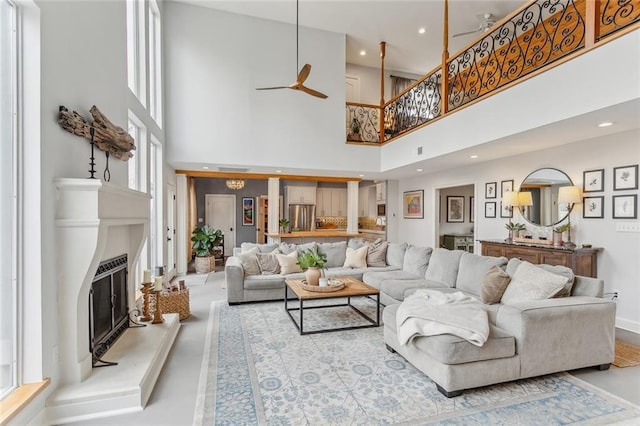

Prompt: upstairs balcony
xmin=345 ymin=0 xmax=640 ymax=145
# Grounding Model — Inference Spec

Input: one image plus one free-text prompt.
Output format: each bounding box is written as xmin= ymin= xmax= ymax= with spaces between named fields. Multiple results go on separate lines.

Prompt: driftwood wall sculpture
xmin=58 ymin=105 xmax=135 ymax=161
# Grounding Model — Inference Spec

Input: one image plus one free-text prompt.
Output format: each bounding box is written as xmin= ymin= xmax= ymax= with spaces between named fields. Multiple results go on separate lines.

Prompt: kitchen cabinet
xmin=286 ymin=185 xmax=316 ymax=205
xmin=358 ymin=186 xmax=377 ymax=216
xmin=376 ymin=182 xmax=386 ymax=202
xmin=443 ymin=234 xmax=474 ymax=253
xmin=479 ymin=240 xmax=601 ymax=278
xmin=317 ymin=188 xmax=347 ymax=216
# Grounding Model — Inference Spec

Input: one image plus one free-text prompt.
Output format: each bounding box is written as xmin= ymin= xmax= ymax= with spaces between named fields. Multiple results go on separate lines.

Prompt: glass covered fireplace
xmin=89 ymin=254 xmax=129 ymax=364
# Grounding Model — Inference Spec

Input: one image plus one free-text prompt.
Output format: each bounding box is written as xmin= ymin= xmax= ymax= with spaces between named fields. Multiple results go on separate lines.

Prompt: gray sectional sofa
xmin=225 ymin=241 xmax=616 ymax=397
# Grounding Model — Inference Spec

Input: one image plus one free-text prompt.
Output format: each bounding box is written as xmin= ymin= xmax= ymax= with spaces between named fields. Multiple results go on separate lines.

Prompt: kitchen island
xmin=268 ymin=230 xmax=361 ymax=244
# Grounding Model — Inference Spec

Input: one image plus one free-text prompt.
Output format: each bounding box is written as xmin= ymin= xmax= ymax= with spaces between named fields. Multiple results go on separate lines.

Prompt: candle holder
xmin=152 ymin=290 xmax=164 ymax=324
xmin=140 ymin=282 xmax=153 ymax=322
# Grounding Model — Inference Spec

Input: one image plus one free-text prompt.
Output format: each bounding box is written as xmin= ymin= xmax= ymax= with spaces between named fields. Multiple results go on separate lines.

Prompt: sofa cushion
xmin=480 ymin=265 xmax=511 ymax=304
xmin=343 ymin=246 xmax=368 ymax=268
xmin=363 ymin=270 xmax=422 ymax=289
xmin=256 ymin=249 xmax=280 ymax=275
xmin=241 ymin=242 xmax=279 ymax=253
xmin=243 ymin=274 xmax=286 ymax=290
xmin=276 ymin=251 xmax=303 ymax=275
xmin=324 ymin=267 xmax=366 ymax=280
xmin=501 ymin=261 xmax=568 ymax=305
xmin=317 ymin=241 xmax=347 ymax=268
xmin=367 ymin=241 xmax=388 ymax=267
xmin=380 ymin=279 xmax=429 ymax=302
xmin=413 ymin=324 xmax=516 ymax=365
xmin=237 ymin=247 xmax=261 ymax=276
xmin=279 ymin=242 xmax=317 ymax=255
xmin=402 ymin=245 xmax=433 ymax=277
xmin=348 ymin=238 xmax=368 ymax=249
xmin=424 ymin=248 xmax=465 ymax=288
xmin=505 ymin=258 xmax=575 ymax=297
xmin=386 ymin=242 xmax=408 ymax=268
xmin=456 ymin=253 xmax=508 ymax=297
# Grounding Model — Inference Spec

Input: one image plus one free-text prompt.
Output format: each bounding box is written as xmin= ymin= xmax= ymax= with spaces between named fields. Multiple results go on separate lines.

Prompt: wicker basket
xmin=157 ymin=288 xmax=191 ymax=320
xmin=299 ymin=282 xmax=345 ymax=293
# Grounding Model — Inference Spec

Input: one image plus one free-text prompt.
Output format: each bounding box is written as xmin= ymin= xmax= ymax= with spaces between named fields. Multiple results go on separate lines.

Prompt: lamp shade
xmin=503 ymin=191 xmax=519 ymax=207
xmin=518 ymin=191 xmax=533 ymax=207
xmin=558 ymin=186 xmax=581 ymax=204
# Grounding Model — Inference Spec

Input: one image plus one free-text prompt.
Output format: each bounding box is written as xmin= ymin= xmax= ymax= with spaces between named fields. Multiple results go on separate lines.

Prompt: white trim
xmin=616 ymin=317 xmax=640 ymax=334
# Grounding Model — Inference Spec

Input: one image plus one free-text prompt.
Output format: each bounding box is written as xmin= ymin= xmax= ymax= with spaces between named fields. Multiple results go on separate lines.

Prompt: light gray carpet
xmin=194 ymin=299 xmax=640 ymax=425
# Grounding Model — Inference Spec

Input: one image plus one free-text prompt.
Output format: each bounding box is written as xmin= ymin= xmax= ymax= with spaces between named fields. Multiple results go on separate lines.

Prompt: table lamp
xmin=503 ymin=191 xmax=520 ymax=242
xmin=518 ymin=191 xmax=533 ymax=221
xmin=558 ymin=185 xmax=582 ymax=249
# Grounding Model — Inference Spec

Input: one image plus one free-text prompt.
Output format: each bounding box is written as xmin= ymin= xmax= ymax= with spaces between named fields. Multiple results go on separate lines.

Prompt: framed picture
xmin=500 ymin=201 xmax=513 ymax=218
xmin=485 ymin=201 xmax=496 ymax=218
xmin=446 ymin=196 xmax=464 ymax=222
xmin=403 ymin=190 xmax=424 ymax=219
xmin=613 ymin=164 xmax=638 ymax=190
xmin=583 ymin=169 xmax=604 ymax=193
xmin=612 ymin=194 xmax=637 ymax=219
xmin=485 ymin=182 xmax=497 ymax=199
xmin=470 ymin=196 xmax=475 ymax=223
xmin=583 ymin=196 xmax=604 ymax=219
xmin=501 ymin=179 xmax=514 ymax=197
xmin=242 ymin=197 xmax=254 ymax=226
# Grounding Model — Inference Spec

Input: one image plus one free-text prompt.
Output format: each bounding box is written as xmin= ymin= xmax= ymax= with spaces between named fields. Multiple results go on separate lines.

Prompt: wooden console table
xmin=479 ymin=240 xmax=601 ymax=278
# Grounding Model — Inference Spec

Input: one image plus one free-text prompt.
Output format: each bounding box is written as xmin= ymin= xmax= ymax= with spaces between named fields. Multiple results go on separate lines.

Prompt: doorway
xmin=205 ymin=194 xmax=236 ymax=257
xmin=435 ymin=184 xmax=476 ymax=252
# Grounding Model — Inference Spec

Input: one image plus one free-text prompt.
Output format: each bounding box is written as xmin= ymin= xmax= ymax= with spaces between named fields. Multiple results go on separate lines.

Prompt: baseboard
xmin=616 ymin=317 xmax=640 ymax=334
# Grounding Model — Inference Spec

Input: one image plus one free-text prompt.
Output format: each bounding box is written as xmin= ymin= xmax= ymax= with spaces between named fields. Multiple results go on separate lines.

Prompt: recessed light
xmin=416 ymin=168 xmax=423 ymax=172
xmin=202 ymin=166 xmax=209 ymax=169
xmin=418 ymin=27 xmax=426 ymax=34
xmin=276 ymin=170 xmax=282 ymax=173
xmin=598 ymin=121 xmax=614 ymax=127
xmin=470 ymin=155 xmax=478 ymax=159
xmin=359 ymin=50 xmax=366 ymax=56
xmin=359 ymin=174 xmax=365 ymax=177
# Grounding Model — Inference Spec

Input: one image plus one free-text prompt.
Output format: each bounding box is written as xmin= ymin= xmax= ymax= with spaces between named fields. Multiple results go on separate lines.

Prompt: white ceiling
xmin=177 ymin=0 xmax=525 ymax=75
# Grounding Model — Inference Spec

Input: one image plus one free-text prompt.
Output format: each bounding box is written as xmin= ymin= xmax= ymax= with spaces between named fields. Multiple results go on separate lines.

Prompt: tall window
xmin=148 ymin=0 xmax=162 ymax=126
xmin=126 ymin=0 xmax=146 ymax=105
xmin=0 ymin=0 xmax=17 ymax=398
xmin=149 ymin=136 xmax=163 ymax=268
xmin=127 ymin=112 xmax=147 ymax=192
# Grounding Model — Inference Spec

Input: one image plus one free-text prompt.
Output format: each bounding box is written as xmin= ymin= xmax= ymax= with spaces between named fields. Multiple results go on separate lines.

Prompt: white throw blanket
xmin=396 ymin=289 xmax=489 ymax=347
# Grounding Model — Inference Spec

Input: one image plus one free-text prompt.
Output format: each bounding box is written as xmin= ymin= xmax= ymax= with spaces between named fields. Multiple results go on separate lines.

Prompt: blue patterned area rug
xmin=194 ymin=299 xmax=640 ymax=425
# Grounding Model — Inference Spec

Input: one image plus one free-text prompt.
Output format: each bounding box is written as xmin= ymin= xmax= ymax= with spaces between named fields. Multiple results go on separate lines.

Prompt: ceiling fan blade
xmin=297 ymin=64 xmax=311 ymax=84
xmin=452 ymin=28 xmax=481 ymax=38
xmin=256 ymin=86 xmax=290 ymax=90
xmin=299 ymin=85 xmax=328 ymax=99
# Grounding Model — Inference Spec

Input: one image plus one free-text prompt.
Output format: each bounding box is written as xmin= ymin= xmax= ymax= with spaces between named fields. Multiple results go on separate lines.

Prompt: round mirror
xmin=518 ymin=168 xmax=573 ymax=227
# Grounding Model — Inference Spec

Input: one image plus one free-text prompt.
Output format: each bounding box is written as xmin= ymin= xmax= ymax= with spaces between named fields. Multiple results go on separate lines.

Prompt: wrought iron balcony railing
xmin=346 ymin=0 xmax=640 ymax=145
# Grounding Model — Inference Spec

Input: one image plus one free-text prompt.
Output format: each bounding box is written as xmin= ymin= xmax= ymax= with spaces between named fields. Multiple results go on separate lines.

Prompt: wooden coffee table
xmin=284 ymin=276 xmax=380 ymax=335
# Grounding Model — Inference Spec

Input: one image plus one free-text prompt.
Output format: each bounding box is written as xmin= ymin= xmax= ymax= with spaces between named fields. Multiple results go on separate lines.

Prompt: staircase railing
xmin=345 ymin=0 xmax=640 ymax=145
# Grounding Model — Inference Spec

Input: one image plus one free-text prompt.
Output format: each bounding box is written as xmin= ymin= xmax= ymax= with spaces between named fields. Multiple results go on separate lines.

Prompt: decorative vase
xmin=553 ymin=232 xmax=563 ymax=247
xmin=194 ymin=256 xmax=213 ymax=274
xmin=510 ymin=230 xmax=519 ymax=240
xmin=305 ymin=267 xmax=321 ymax=286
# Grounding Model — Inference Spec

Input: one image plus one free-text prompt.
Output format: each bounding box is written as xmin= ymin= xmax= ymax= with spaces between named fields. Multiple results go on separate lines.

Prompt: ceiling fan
xmin=256 ymin=0 xmax=328 ymax=99
xmin=452 ymin=13 xmax=497 ymax=38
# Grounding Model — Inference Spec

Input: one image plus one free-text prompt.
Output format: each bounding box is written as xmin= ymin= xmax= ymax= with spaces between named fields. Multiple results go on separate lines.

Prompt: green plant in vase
xmin=279 ymin=218 xmax=290 ymax=233
xmin=505 ymin=222 xmax=526 ymax=241
xmin=553 ymin=223 xmax=570 ymax=246
xmin=296 ymin=250 xmax=327 ymax=286
xmin=191 ymin=225 xmax=223 ymax=273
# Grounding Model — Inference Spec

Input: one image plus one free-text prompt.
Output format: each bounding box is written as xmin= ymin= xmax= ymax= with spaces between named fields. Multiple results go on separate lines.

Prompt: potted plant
xmin=279 ymin=218 xmax=290 ymax=234
xmin=350 ymin=117 xmax=361 ymax=141
xmin=505 ymin=222 xmax=526 ymax=241
xmin=296 ymin=250 xmax=327 ymax=286
xmin=191 ymin=225 xmax=223 ymax=273
xmin=553 ymin=223 xmax=570 ymax=247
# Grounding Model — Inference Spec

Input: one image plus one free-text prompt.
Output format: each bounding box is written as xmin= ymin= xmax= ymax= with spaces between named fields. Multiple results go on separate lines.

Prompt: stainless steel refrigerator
xmin=289 ymin=204 xmax=316 ymax=231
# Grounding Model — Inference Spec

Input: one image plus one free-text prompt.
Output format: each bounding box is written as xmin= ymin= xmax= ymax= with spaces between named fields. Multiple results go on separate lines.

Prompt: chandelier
xmin=226 ymin=179 xmax=245 ymax=190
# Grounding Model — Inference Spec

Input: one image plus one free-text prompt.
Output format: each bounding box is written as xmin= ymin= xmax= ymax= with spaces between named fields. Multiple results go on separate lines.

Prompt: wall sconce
xmin=558 ymin=185 xmax=582 ymax=248
xmin=226 ymin=179 xmax=245 ymax=190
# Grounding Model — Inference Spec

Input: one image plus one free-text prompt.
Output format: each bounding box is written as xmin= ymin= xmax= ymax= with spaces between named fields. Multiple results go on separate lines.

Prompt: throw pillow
xmin=501 ymin=261 xmax=569 ymax=305
xmin=366 ymin=241 xmax=388 ymax=267
xmin=402 ymin=245 xmax=433 ymax=277
xmin=317 ymin=241 xmax=347 ymax=268
xmin=343 ymin=246 xmax=368 ymax=268
xmin=236 ymin=247 xmax=261 ymax=276
xmin=241 ymin=242 xmax=279 ymax=253
xmin=276 ymin=251 xmax=303 ymax=275
xmin=424 ymin=248 xmax=465 ymax=288
xmin=480 ymin=265 xmax=511 ymax=304
xmin=506 ymin=258 xmax=575 ymax=297
xmin=256 ymin=249 xmax=280 ymax=275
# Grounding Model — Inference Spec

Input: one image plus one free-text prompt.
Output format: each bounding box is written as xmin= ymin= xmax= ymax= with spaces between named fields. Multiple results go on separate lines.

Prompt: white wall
xmin=391 ymin=129 xmax=640 ymax=332
xmin=345 ymin=63 xmax=422 ymax=105
xmin=164 ymin=2 xmax=380 ymax=175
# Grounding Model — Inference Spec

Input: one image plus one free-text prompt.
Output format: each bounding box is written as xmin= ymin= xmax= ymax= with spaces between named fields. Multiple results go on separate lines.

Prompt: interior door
xmin=205 ymin=194 xmax=236 ymax=256
xmin=256 ymin=196 xmax=268 ymax=244
xmin=166 ymin=183 xmax=176 ymax=278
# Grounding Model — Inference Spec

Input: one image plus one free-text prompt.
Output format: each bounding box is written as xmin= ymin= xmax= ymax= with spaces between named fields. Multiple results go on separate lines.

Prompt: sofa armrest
xmin=495 ymin=296 xmax=615 ymax=377
xmin=225 ymin=256 xmax=245 ymax=303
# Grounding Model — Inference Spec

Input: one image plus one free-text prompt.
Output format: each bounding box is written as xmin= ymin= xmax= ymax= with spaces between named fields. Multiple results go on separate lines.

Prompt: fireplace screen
xmin=89 ymin=254 xmax=129 ymax=364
